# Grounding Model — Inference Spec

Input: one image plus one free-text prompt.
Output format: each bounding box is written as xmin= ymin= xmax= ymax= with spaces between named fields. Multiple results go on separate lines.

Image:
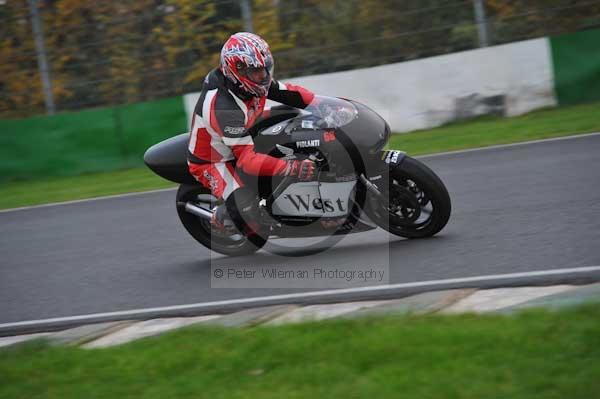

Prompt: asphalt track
xmin=1 ymin=133 xmax=600 ymax=327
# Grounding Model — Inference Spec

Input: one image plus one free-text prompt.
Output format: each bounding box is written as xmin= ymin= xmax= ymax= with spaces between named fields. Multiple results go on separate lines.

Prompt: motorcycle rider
xmin=187 ymin=32 xmax=316 ymax=238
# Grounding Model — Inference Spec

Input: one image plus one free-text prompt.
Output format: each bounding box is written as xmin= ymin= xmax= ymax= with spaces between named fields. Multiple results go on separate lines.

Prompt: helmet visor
xmin=237 ymin=56 xmax=274 ymax=85
xmin=241 ymin=66 xmax=270 ymax=85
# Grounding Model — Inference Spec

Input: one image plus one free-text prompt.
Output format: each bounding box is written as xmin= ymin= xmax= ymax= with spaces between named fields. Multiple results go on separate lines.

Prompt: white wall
xmin=184 ymin=38 xmax=557 ymax=133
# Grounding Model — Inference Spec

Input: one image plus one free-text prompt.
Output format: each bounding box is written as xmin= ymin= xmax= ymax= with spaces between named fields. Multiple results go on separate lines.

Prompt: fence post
xmin=472 ymin=0 xmax=491 ymax=47
xmin=239 ymin=0 xmax=254 ymax=33
xmin=28 ymin=0 xmax=56 ymax=115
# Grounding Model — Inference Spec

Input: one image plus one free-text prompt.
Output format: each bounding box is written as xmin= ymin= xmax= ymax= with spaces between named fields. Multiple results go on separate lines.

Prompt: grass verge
xmin=1 ymin=304 xmax=599 ymax=398
xmin=1 ymin=101 xmax=599 ymax=210
xmin=387 ymin=101 xmax=600 ymax=155
xmin=0 ymin=168 xmax=175 ymax=210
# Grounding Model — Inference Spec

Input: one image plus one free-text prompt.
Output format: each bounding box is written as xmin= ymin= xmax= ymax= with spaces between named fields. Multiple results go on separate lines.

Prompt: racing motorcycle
xmin=144 ymin=96 xmax=451 ymax=256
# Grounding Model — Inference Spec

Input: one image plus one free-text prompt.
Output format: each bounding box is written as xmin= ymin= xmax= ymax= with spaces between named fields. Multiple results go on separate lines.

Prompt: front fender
xmin=363 ymin=149 xmax=407 ymax=179
xmin=380 ymin=150 xmax=407 ymax=166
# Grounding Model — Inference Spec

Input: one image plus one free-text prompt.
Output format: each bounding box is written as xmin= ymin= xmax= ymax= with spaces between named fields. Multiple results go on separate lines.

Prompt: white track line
xmin=1 ymin=265 xmax=598 ymax=330
xmin=418 ymin=131 xmax=600 ymax=159
xmin=2 ymin=131 xmax=599 ymax=214
xmin=0 ymin=187 xmax=176 ymax=214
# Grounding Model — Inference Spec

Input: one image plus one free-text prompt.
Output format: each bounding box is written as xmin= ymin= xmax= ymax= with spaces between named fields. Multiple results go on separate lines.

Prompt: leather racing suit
xmin=187 ymin=68 xmax=315 ymax=234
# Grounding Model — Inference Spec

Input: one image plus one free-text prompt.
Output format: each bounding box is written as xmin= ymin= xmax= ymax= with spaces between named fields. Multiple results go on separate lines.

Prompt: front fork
xmin=360 ymin=150 xmax=419 ymax=226
xmin=361 ymin=149 xmax=407 ymax=194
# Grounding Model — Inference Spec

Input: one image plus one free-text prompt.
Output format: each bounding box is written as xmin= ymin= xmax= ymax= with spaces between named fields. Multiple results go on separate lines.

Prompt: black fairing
xmin=254 ymin=100 xmax=390 ymax=176
xmin=144 ymin=98 xmax=391 ymax=184
xmin=344 ymin=100 xmax=390 ymax=155
xmin=335 ymin=100 xmax=391 ymax=174
xmin=143 ymin=133 xmax=197 ymax=184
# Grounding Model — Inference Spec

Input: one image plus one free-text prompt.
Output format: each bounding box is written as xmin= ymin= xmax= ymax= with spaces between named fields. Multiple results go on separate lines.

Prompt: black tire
xmin=176 ymin=184 xmax=266 ymax=257
xmin=369 ymin=156 xmax=451 ymax=238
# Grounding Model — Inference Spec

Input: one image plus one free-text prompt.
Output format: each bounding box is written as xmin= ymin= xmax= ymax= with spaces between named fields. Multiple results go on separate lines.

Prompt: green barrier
xmin=0 ymin=97 xmax=187 ymax=183
xmin=551 ymin=28 xmax=600 ymax=106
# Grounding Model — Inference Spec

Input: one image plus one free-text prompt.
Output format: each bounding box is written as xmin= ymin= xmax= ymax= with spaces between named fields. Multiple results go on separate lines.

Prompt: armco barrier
xmin=0 ymin=96 xmax=187 ymax=182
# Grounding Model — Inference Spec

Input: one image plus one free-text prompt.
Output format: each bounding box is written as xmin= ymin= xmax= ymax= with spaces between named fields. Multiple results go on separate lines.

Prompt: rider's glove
xmin=283 ymin=159 xmax=316 ymax=181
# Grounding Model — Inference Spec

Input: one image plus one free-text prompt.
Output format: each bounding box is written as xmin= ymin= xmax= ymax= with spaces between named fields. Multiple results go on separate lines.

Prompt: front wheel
xmin=368 ymin=156 xmax=451 ymax=238
xmin=176 ymin=184 xmax=266 ymax=257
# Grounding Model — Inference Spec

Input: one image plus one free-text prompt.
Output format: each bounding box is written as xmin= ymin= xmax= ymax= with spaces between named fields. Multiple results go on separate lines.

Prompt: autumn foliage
xmin=1 ymin=0 xmax=599 ymax=117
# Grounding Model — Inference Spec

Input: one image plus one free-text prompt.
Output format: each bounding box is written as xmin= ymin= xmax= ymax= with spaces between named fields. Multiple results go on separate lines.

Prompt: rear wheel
xmin=176 ymin=184 xmax=266 ymax=256
xmin=368 ymin=156 xmax=451 ymax=238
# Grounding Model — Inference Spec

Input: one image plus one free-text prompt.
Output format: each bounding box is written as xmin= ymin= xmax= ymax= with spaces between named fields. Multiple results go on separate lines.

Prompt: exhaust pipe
xmin=184 ymin=202 xmax=213 ymax=220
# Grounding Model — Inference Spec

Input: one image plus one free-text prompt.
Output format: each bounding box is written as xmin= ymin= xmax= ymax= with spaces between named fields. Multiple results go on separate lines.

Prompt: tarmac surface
xmin=1 ymin=134 xmax=599 ymax=325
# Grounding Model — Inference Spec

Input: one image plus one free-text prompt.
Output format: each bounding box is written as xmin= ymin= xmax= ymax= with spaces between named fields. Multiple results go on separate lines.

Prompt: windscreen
xmin=302 ymin=95 xmax=358 ymax=128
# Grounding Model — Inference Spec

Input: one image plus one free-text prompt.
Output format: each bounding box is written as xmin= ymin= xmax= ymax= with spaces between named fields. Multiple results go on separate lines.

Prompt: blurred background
xmin=2 ymin=0 xmax=600 ymax=117
xmin=1 ymin=0 xmax=599 ymax=183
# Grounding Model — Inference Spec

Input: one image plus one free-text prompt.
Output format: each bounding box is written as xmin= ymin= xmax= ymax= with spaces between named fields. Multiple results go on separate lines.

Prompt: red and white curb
xmin=1 ymin=283 xmax=598 ymax=349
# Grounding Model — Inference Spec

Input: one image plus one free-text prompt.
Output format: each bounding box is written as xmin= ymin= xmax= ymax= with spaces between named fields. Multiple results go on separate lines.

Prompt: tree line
xmin=1 ymin=0 xmax=599 ymax=117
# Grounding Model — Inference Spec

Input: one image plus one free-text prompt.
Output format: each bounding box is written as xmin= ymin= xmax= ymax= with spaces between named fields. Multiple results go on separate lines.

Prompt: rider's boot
xmin=225 ymin=187 xmax=266 ymax=242
xmin=210 ymin=203 xmax=234 ymax=230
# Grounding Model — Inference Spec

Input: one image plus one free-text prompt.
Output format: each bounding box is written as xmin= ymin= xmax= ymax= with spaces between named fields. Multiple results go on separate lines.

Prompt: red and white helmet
xmin=220 ymin=32 xmax=274 ymax=97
